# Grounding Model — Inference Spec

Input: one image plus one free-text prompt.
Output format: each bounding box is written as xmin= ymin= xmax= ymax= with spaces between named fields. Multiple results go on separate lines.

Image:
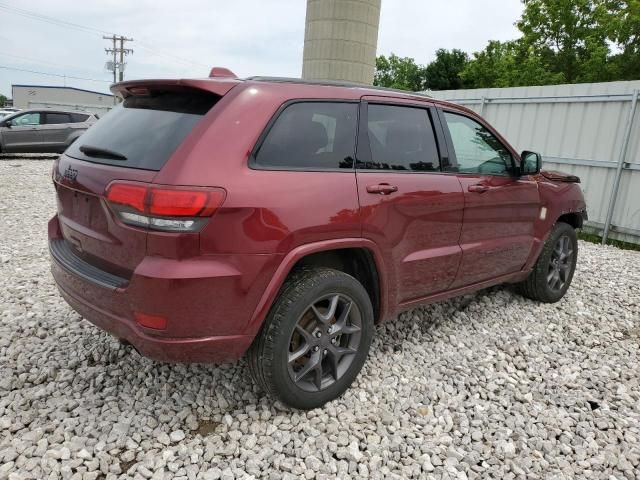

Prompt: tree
xmin=373 ymin=54 xmax=427 ymax=91
xmin=517 ymin=0 xmax=613 ymax=83
xmin=461 ymin=40 xmax=564 ymax=88
xmin=424 ymin=49 xmax=469 ymax=90
xmin=0 ymin=94 xmax=6 ymax=108
xmin=598 ymin=0 xmax=640 ymax=79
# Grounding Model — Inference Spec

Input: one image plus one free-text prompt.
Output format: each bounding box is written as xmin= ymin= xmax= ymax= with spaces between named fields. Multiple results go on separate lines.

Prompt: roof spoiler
xmin=209 ymin=67 xmax=237 ymax=78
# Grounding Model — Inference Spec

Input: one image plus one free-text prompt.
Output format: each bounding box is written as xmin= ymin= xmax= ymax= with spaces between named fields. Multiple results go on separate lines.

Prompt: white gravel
xmin=1 ymin=159 xmax=639 ymax=480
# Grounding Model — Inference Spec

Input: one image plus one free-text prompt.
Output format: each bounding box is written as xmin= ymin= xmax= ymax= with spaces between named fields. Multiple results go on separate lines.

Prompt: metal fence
xmin=430 ymin=81 xmax=640 ymax=244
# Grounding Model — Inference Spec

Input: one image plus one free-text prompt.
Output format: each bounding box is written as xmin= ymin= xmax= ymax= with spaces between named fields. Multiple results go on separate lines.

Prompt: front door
xmin=1 ymin=111 xmax=43 ymax=152
xmin=438 ymin=109 xmax=540 ymax=288
xmin=356 ymin=100 xmax=464 ymax=306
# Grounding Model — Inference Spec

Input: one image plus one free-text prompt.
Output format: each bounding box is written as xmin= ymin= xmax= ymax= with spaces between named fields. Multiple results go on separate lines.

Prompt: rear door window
xmin=45 ymin=113 xmax=72 ymax=124
xmin=253 ymin=102 xmax=358 ymax=170
xmin=66 ymin=89 xmax=220 ymax=170
xmin=364 ymin=104 xmax=440 ymax=172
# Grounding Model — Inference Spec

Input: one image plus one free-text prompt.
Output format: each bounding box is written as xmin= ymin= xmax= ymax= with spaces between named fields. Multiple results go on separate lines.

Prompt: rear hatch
xmin=53 ymin=81 xmax=234 ymax=278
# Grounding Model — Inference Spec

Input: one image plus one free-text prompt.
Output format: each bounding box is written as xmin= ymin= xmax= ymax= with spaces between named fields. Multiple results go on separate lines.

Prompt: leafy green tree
xmin=462 ymin=40 xmax=564 ymax=87
xmin=517 ymin=0 xmax=612 ymax=83
xmin=424 ymin=49 xmax=469 ymax=90
xmin=598 ymin=0 xmax=640 ymax=79
xmin=373 ymin=54 xmax=427 ymax=91
xmin=0 ymin=94 xmax=6 ymax=108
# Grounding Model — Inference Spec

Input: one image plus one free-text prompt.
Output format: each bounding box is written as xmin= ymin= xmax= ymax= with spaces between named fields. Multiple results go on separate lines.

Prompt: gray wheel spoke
xmin=327 ymin=351 xmax=339 ymax=381
xmin=313 ymin=361 xmax=323 ymax=390
xmin=328 ymin=345 xmax=357 ymax=361
xmin=295 ymin=353 xmax=320 ymax=383
xmin=295 ymin=324 xmax=315 ymax=344
xmin=288 ymin=343 xmax=310 ymax=364
xmin=311 ymin=294 xmax=340 ymax=324
xmin=547 ymin=270 xmax=556 ymax=283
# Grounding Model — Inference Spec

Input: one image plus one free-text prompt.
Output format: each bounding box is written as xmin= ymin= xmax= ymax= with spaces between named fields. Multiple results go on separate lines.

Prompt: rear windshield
xmin=66 ymin=89 xmax=219 ymax=170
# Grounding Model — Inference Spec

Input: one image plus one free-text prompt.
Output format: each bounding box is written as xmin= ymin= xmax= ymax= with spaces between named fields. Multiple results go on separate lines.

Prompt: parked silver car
xmin=0 ymin=109 xmax=98 ymax=153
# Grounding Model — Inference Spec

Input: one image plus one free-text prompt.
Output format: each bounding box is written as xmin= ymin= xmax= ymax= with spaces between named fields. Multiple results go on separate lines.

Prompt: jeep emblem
xmin=63 ymin=165 xmax=78 ymax=182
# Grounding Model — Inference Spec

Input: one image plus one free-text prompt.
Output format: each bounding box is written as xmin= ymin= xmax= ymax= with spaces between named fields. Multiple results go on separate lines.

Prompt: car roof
xmin=112 ymin=75 xmax=476 ymax=116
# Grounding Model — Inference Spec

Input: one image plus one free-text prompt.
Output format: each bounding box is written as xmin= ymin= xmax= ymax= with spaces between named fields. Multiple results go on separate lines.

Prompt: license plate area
xmin=71 ymin=191 xmax=94 ymax=227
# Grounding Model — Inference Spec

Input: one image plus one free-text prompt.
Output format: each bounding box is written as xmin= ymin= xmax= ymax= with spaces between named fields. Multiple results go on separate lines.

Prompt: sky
xmin=0 ymin=0 xmax=524 ymax=98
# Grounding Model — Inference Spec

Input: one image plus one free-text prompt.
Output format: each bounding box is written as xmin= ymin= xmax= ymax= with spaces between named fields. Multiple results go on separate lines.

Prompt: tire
xmin=248 ymin=267 xmax=374 ymax=410
xmin=517 ymin=222 xmax=578 ymax=303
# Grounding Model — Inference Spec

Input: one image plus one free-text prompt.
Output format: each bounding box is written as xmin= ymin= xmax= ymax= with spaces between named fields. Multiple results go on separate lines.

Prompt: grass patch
xmin=578 ymin=231 xmax=640 ymax=251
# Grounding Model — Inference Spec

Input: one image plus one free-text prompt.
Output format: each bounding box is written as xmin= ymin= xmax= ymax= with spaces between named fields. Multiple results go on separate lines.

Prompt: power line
xmin=0 ymin=2 xmax=209 ymax=69
xmin=0 ymin=51 xmax=107 ymax=75
xmin=0 ymin=2 xmax=114 ymax=36
xmin=135 ymin=42 xmax=209 ymax=69
xmin=0 ymin=65 xmax=112 ymax=84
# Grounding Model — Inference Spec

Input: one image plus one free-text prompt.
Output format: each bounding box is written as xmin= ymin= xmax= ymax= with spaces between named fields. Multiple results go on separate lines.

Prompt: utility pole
xmin=104 ymin=34 xmax=134 ymax=82
xmin=104 ymin=35 xmax=133 ymax=104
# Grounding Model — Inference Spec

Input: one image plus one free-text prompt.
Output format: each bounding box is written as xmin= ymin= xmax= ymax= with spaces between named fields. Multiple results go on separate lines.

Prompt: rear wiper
xmin=79 ymin=144 xmax=127 ymax=161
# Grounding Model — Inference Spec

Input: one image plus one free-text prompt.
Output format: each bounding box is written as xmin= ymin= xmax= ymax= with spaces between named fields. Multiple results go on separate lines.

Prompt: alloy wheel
xmin=287 ymin=293 xmax=362 ymax=392
xmin=547 ymin=234 xmax=573 ymax=291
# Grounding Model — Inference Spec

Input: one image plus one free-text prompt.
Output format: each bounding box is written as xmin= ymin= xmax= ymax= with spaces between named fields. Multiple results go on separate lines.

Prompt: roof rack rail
xmin=244 ymin=76 xmax=432 ymax=98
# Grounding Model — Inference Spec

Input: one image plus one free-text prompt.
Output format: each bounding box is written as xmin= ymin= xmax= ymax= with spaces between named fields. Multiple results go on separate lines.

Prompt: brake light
xmin=105 ymin=181 xmax=225 ymax=232
xmin=106 ymin=183 xmax=147 ymax=212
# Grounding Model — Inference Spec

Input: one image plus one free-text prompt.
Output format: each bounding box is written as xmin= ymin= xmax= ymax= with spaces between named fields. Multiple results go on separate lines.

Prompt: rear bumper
xmin=55 ymin=282 xmax=253 ymax=363
xmin=48 ymin=215 xmax=278 ymax=363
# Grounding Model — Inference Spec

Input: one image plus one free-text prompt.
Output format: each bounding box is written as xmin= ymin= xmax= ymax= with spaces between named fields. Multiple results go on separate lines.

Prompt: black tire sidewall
xmin=268 ymin=270 xmax=374 ymax=409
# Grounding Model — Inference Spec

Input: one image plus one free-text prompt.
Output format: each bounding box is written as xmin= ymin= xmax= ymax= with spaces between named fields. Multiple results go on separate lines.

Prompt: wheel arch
xmin=246 ymin=239 xmax=389 ymax=335
xmin=556 ymin=211 xmax=584 ymax=229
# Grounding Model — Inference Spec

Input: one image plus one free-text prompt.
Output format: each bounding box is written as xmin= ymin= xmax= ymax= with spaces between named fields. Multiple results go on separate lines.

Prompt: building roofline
xmin=11 ymin=84 xmax=114 ymax=97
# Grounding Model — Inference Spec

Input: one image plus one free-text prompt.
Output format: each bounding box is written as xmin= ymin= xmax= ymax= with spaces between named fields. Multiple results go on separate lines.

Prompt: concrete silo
xmin=302 ymin=0 xmax=382 ymax=85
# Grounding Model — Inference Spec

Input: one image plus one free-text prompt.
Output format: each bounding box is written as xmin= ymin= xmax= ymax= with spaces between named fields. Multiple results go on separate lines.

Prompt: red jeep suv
xmin=49 ymin=71 xmax=587 ymax=409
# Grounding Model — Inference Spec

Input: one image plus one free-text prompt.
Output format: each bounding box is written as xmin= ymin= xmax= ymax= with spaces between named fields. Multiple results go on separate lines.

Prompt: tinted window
xmin=365 ymin=104 xmax=439 ymax=171
xmin=444 ymin=112 xmax=512 ymax=175
xmin=10 ymin=112 xmax=41 ymax=126
xmin=254 ymin=102 xmax=357 ymax=170
xmin=66 ymin=90 xmax=219 ymax=170
xmin=70 ymin=113 xmax=90 ymax=123
xmin=46 ymin=113 xmax=72 ymax=124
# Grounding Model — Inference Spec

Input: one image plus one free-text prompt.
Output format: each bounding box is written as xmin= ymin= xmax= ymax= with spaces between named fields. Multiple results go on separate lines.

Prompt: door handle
xmin=468 ymin=184 xmax=489 ymax=193
xmin=366 ymin=183 xmax=398 ymax=195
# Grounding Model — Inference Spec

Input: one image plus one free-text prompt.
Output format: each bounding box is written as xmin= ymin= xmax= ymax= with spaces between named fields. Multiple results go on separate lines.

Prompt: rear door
xmin=41 ymin=112 xmax=73 ymax=151
xmin=1 ymin=111 xmax=43 ymax=152
xmin=356 ymin=98 xmax=464 ymax=305
xmin=53 ymin=87 xmax=222 ymax=275
xmin=438 ymin=108 xmax=540 ymax=287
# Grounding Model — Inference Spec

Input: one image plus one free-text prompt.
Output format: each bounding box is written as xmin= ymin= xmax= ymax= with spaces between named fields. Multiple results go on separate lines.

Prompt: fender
xmin=245 ymin=238 xmax=390 ymax=336
xmin=523 ymin=204 xmax=587 ymax=272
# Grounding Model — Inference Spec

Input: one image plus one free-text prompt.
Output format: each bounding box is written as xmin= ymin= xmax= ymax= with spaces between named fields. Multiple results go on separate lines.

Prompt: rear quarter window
xmin=70 ymin=113 xmax=90 ymax=123
xmin=66 ymin=89 xmax=220 ymax=171
xmin=253 ymin=101 xmax=358 ymax=170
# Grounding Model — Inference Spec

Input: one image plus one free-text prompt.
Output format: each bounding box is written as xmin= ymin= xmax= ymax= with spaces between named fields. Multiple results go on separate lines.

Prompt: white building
xmin=11 ymin=85 xmax=115 ymax=115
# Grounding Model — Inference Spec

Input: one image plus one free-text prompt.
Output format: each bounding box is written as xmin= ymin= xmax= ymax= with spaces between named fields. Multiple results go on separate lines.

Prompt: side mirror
xmin=520 ymin=150 xmax=541 ymax=175
xmin=0 ymin=121 xmax=9 ymax=128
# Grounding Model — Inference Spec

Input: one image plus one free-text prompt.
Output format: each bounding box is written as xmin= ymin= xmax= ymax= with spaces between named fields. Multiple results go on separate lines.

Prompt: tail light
xmin=105 ymin=181 xmax=225 ymax=232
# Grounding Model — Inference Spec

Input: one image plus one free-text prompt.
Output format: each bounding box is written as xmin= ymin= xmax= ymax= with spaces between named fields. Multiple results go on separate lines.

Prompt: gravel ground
xmin=1 ymin=159 xmax=639 ymax=480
